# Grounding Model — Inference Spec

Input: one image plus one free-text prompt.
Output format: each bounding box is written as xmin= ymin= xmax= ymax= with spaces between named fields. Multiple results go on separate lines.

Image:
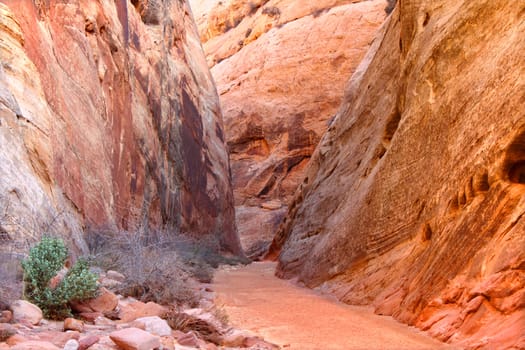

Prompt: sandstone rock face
xmin=190 ymin=0 xmax=387 ymax=251
xmin=0 ymin=1 xmax=241 ymax=255
xmin=270 ymin=0 xmax=525 ymax=348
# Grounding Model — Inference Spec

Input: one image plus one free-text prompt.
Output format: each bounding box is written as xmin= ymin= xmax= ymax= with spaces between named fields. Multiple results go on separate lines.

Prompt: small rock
xmin=94 ymin=316 xmax=115 ymax=326
xmin=134 ymin=316 xmax=172 ymax=336
xmin=64 ymin=339 xmax=80 ymax=350
xmin=78 ymin=335 xmax=100 ymax=350
xmin=78 ymin=312 xmax=104 ymax=323
xmin=0 ymin=323 xmax=16 ymax=341
xmin=10 ymin=340 xmax=61 ymax=350
xmin=106 ymin=270 xmax=125 ymax=282
xmin=64 ymin=318 xmax=85 ymax=332
xmin=0 ymin=310 xmax=12 ymax=323
xmin=176 ymin=332 xmax=200 ymax=348
xmin=10 ymin=300 xmax=43 ymax=325
xmin=109 ymin=327 xmax=160 ymax=350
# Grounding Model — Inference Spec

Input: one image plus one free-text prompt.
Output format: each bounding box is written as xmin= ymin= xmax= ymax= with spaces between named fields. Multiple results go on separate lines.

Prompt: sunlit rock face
xmin=189 ymin=0 xmax=387 ymax=254
xmin=0 ymin=0 xmax=241 ymax=255
xmin=270 ymin=0 xmax=525 ymax=348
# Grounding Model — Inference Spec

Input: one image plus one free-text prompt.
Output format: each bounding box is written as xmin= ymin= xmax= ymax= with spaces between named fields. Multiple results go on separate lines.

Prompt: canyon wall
xmin=190 ymin=0 xmax=387 ymax=255
xmin=270 ymin=0 xmax=525 ymax=348
xmin=0 ymin=0 xmax=241 ymax=255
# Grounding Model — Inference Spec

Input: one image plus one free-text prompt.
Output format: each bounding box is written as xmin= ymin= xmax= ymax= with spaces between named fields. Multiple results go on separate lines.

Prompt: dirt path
xmin=214 ymin=262 xmax=457 ymax=350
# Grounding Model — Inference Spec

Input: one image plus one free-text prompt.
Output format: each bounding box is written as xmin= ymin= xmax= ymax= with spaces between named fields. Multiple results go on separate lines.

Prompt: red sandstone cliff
xmin=270 ymin=0 xmax=525 ymax=348
xmin=190 ymin=0 xmax=387 ymax=255
xmin=0 ymin=0 xmax=241 ymax=255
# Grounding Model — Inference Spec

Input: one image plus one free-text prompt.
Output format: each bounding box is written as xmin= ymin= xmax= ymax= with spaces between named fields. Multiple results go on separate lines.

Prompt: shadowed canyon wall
xmin=270 ymin=0 xmax=525 ymax=348
xmin=190 ymin=0 xmax=387 ymax=255
xmin=0 ymin=0 xmax=241 ymax=255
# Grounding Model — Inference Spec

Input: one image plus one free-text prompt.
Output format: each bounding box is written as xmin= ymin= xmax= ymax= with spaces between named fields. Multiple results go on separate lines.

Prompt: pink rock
xmin=10 ymin=300 xmax=42 ymax=325
xmin=109 ymin=328 xmax=160 ymax=350
xmin=78 ymin=335 xmax=100 ymax=350
xmin=176 ymin=331 xmax=200 ymax=348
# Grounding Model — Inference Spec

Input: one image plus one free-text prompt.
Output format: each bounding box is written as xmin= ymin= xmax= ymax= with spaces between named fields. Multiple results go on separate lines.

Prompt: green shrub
xmin=21 ymin=237 xmax=98 ymax=319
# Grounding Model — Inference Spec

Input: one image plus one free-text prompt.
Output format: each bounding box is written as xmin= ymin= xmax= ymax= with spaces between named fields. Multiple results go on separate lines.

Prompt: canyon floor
xmin=214 ymin=262 xmax=459 ymax=350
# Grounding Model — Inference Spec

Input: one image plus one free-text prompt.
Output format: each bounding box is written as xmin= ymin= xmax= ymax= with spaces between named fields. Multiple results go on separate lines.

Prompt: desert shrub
xmin=21 ymin=237 xmax=98 ymax=319
xmin=88 ymin=225 xmax=248 ymax=306
xmin=262 ymin=6 xmax=280 ymax=17
xmin=87 ymin=228 xmax=203 ymax=306
xmin=0 ymin=251 xmax=23 ymax=304
xmin=162 ymin=308 xmax=222 ymax=344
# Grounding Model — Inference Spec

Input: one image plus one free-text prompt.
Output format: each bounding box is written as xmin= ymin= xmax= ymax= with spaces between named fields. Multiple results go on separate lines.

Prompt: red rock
xmin=269 ymin=0 xmax=525 ymax=349
xmin=192 ymin=0 xmax=386 ymax=250
xmin=78 ymin=335 xmax=100 ymax=350
xmin=0 ymin=0 xmax=241 ymax=256
xmin=117 ymin=301 xmax=167 ymax=323
xmin=72 ymin=288 xmax=118 ymax=314
xmin=109 ymin=328 xmax=160 ymax=350
xmin=64 ymin=318 xmax=85 ymax=332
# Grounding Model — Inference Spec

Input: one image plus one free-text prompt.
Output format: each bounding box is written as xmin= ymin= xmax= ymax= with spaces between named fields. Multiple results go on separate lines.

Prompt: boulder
xmin=109 ymin=328 xmax=161 ymax=350
xmin=10 ymin=300 xmax=42 ymax=325
xmin=71 ymin=288 xmax=118 ymax=314
xmin=134 ymin=316 xmax=172 ymax=337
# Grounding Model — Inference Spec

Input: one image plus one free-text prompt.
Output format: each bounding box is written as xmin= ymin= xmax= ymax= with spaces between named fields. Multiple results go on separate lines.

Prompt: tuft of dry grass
xmin=162 ymin=307 xmax=223 ymax=345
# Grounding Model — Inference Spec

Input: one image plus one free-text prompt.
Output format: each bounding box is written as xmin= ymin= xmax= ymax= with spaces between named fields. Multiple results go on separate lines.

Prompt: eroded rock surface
xmin=270 ymin=0 xmax=525 ymax=348
xmin=0 ymin=1 xmax=241 ymax=255
xmin=190 ymin=0 xmax=387 ymax=251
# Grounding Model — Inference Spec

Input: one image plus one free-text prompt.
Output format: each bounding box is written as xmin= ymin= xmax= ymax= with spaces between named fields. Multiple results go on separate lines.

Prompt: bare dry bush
xmin=162 ymin=307 xmax=223 ymax=345
xmin=86 ymin=227 xmax=220 ymax=307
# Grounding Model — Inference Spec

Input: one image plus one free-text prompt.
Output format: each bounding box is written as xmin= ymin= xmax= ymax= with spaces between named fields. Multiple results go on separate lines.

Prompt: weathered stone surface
xmin=270 ymin=0 xmax=525 ymax=348
xmin=0 ymin=0 xmax=241 ymax=255
xmin=109 ymin=328 xmax=160 ymax=350
xmin=189 ymin=0 xmax=387 ymax=251
xmin=10 ymin=300 xmax=42 ymax=325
